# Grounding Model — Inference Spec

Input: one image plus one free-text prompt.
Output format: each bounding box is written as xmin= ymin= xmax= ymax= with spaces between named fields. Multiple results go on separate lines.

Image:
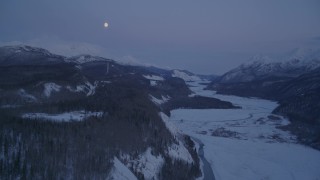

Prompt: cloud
xmin=306 ymin=36 xmax=320 ymax=47
xmin=117 ymin=55 xmax=142 ymax=66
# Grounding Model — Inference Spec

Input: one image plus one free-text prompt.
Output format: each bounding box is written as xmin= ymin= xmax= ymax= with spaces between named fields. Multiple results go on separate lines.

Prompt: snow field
xmin=149 ymin=95 xmax=170 ymax=106
xmin=108 ymin=157 xmax=138 ymax=180
xmin=169 ymin=79 xmax=320 ymax=180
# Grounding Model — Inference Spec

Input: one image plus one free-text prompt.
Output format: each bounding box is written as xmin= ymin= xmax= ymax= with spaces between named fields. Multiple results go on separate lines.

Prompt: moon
xmin=104 ymin=22 xmax=109 ymax=28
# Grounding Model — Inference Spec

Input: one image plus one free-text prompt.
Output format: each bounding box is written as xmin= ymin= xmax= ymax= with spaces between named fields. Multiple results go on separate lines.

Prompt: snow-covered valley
xmin=170 ymin=80 xmax=320 ymax=180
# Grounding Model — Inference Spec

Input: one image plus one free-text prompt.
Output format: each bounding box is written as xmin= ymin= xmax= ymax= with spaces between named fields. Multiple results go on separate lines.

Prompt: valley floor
xmin=170 ymin=80 xmax=320 ymax=180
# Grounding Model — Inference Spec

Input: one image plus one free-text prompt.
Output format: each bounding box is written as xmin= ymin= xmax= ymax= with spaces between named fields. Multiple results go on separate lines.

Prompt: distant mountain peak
xmin=219 ymin=47 xmax=320 ymax=83
xmin=2 ymin=45 xmax=55 ymax=57
xmin=0 ymin=45 xmax=66 ymax=66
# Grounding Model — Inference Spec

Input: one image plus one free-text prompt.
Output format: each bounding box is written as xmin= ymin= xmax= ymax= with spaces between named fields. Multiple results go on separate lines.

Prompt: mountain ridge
xmin=218 ymin=47 xmax=320 ymax=83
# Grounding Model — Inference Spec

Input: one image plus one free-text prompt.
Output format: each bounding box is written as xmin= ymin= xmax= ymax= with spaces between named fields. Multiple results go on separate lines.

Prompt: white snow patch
xmin=108 ymin=157 xmax=137 ymax=180
xmin=159 ymin=112 xmax=194 ymax=163
xmin=159 ymin=112 xmax=182 ymax=137
xmin=43 ymin=82 xmax=61 ymax=97
xmin=66 ymin=85 xmax=86 ymax=93
xmin=75 ymin=65 xmax=82 ymax=70
xmin=167 ymin=141 xmax=193 ymax=164
xmin=76 ymin=55 xmax=85 ymax=63
xmin=143 ymin=75 xmax=164 ymax=81
xmin=85 ymin=82 xmax=97 ymax=96
xmin=125 ymin=148 xmax=164 ymax=180
xmin=22 ymin=110 xmax=103 ymax=122
xmin=66 ymin=82 xmax=97 ymax=96
xmin=17 ymin=89 xmax=37 ymax=102
xmin=77 ymin=85 xmax=87 ymax=92
xmin=150 ymin=80 xmax=157 ymax=86
xmin=172 ymin=70 xmax=201 ymax=82
xmin=149 ymin=95 xmax=170 ymax=105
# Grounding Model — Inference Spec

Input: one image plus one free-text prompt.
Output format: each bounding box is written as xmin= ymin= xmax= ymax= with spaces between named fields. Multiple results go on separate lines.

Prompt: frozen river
xmin=170 ymin=80 xmax=320 ymax=180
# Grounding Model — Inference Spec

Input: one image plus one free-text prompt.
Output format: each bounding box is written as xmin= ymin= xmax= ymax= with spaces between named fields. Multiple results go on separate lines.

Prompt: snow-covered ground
xmin=159 ymin=112 xmax=194 ymax=163
xmin=143 ymin=75 xmax=164 ymax=86
xmin=66 ymin=81 xmax=97 ymax=96
xmin=120 ymin=148 xmax=164 ymax=180
xmin=108 ymin=157 xmax=138 ymax=180
xmin=143 ymin=75 xmax=164 ymax=81
xmin=18 ymin=89 xmax=37 ymax=102
xmin=43 ymin=82 xmax=61 ymax=97
xmin=149 ymin=95 xmax=170 ymax=106
xmin=22 ymin=110 xmax=103 ymax=122
xmin=170 ymin=80 xmax=320 ymax=180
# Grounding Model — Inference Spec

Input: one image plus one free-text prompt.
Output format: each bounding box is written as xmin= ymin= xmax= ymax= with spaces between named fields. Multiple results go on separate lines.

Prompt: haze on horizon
xmin=1 ymin=0 xmax=320 ymax=74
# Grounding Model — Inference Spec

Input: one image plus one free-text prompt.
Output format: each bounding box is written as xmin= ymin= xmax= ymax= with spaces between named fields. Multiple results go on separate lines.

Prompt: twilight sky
xmin=1 ymin=0 xmax=320 ymax=74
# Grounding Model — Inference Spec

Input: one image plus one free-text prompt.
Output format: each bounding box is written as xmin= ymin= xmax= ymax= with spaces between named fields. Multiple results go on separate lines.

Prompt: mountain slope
xmin=0 ymin=45 xmax=65 ymax=66
xmin=0 ymin=45 xmax=201 ymax=179
xmin=0 ymin=45 xmax=238 ymax=179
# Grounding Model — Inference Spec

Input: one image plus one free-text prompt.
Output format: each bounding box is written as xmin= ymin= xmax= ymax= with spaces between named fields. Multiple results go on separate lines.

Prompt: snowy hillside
xmin=0 ymin=45 xmax=56 ymax=57
xmin=0 ymin=45 xmax=65 ymax=66
xmin=108 ymin=158 xmax=138 ymax=180
xmin=172 ymin=70 xmax=201 ymax=82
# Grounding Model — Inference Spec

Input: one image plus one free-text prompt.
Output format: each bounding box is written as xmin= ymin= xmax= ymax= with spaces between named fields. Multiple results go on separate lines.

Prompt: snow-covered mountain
xmin=0 ymin=45 xmax=65 ymax=66
xmin=208 ymin=48 xmax=320 ymax=150
xmin=219 ymin=47 xmax=320 ymax=83
xmin=0 ymin=38 xmax=111 ymax=58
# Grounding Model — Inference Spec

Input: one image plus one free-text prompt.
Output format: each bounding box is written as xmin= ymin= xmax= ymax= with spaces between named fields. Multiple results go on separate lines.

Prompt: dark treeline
xmin=162 ymin=95 xmax=240 ymax=116
xmin=0 ymin=111 xmax=114 ymax=179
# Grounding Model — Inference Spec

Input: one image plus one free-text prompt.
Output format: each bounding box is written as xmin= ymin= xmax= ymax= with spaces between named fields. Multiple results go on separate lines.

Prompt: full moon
xmin=104 ymin=22 xmax=109 ymax=28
